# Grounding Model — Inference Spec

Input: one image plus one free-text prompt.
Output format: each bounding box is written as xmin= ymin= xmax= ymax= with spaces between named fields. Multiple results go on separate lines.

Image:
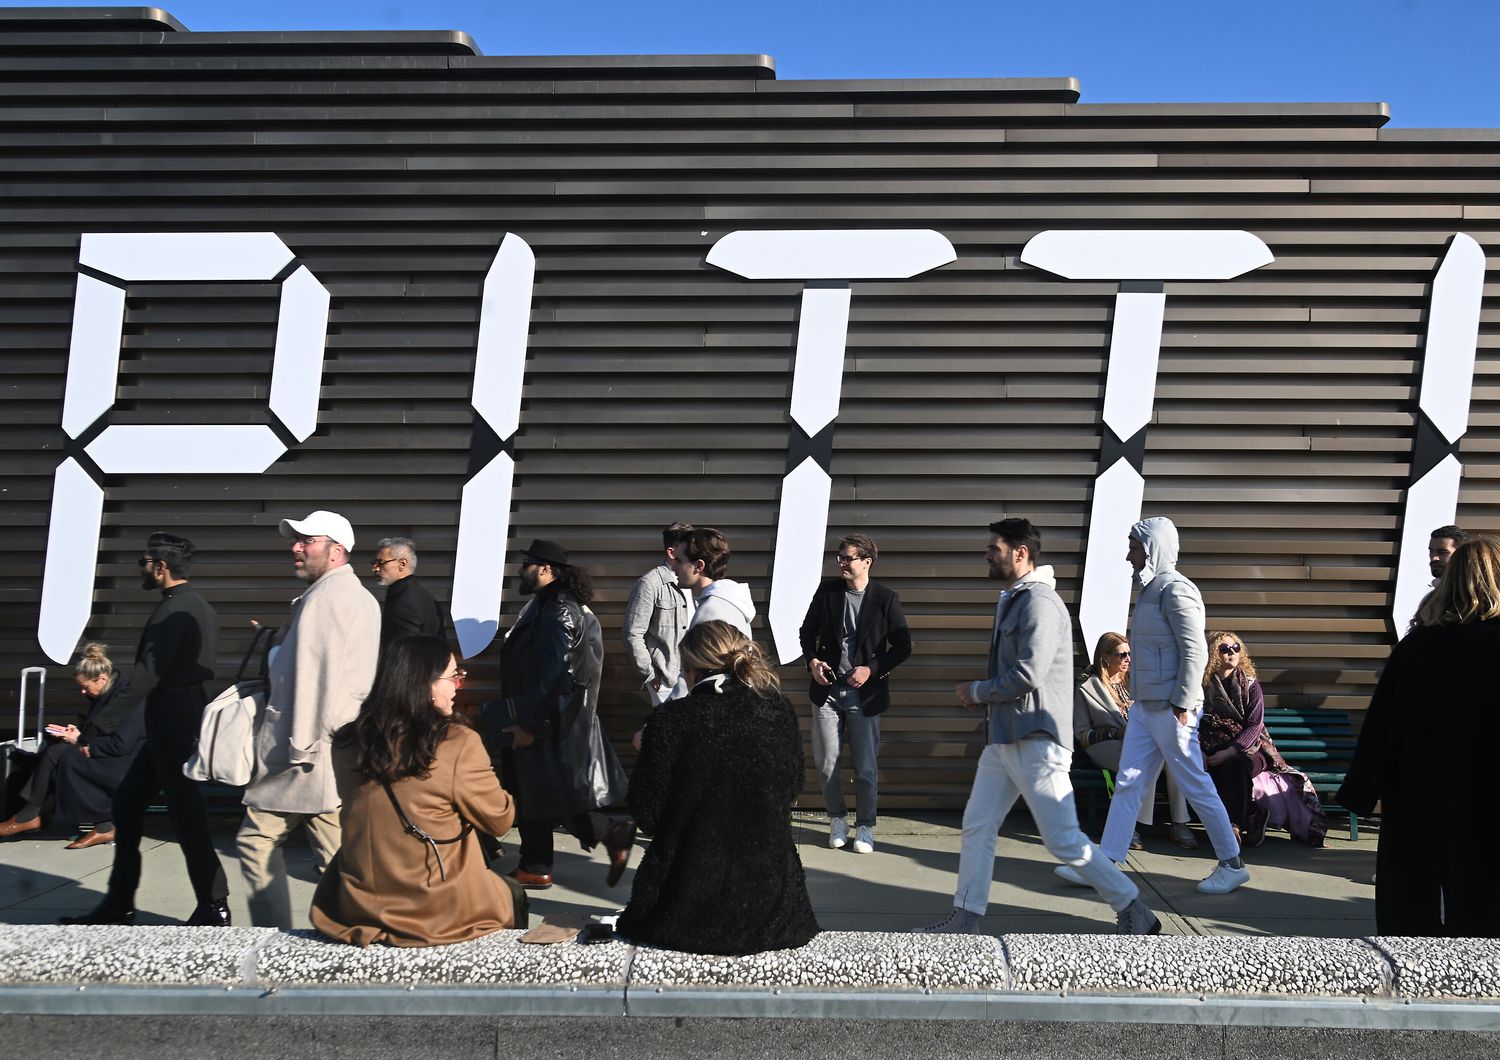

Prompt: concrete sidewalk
xmin=0 ymin=810 xmax=1375 ymax=938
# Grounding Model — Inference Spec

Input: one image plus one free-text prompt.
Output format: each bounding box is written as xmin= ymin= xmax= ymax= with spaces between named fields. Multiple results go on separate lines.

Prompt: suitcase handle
xmin=19 ymin=666 xmax=45 ymax=745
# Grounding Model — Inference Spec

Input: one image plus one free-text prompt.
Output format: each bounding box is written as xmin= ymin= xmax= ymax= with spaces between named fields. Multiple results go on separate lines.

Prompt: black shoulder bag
xmin=381 ymin=782 xmax=473 ymax=883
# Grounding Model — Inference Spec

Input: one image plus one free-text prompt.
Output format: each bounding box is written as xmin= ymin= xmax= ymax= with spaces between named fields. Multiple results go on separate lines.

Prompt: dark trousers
xmin=106 ymin=700 xmax=228 ymax=908
xmin=517 ymin=811 xmax=607 ymax=874
xmin=1207 ymin=747 xmax=1270 ymax=830
xmin=18 ymin=740 xmax=67 ymax=815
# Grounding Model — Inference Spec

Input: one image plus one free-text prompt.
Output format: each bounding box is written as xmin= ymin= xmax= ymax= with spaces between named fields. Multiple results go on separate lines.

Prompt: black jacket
xmin=797 ymin=578 xmax=912 ymax=716
xmin=92 ymin=584 xmax=218 ymax=733
xmin=1338 ymin=619 xmax=1500 ymax=937
xmin=380 ymin=576 xmax=448 ymax=649
xmin=617 ymin=677 xmax=818 ymax=955
xmin=489 ymin=587 xmax=626 ymax=820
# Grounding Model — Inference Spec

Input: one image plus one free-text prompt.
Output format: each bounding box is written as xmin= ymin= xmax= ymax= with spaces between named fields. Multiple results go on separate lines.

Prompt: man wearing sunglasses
xmin=61 ymin=532 xmax=228 ymax=927
xmin=1092 ymin=516 xmax=1248 ymax=895
xmin=238 ymin=509 xmax=381 ymax=927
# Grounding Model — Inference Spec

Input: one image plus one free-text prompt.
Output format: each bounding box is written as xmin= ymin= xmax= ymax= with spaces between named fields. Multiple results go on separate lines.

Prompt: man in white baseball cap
xmin=237 ymin=509 xmax=380 ymax=927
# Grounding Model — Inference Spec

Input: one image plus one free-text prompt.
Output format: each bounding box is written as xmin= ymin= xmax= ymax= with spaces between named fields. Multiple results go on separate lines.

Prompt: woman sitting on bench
xmin=1200 ymin=632 xmax=1326 ymax=847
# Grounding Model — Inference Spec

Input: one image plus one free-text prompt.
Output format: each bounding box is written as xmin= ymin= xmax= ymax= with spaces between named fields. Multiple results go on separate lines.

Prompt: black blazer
xmin=797 ymin=578 xmax=912 ymax=716
xmin=380 ymin=576 xmax=449 ymax=649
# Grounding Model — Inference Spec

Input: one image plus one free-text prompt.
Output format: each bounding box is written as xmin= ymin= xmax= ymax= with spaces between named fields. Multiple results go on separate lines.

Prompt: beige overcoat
xmin=246 ymin=563 xmax=381 ymax=814
xmin=310 ymin=726 xmax=518 ymax=947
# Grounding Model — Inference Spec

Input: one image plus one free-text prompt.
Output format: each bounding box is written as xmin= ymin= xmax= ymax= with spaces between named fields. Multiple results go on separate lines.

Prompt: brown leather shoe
xmin=602 ymin=820 xmax=637 ymax=887
xmin=0 ymin=816 xmax=41 ymax=839
xmin=509 ymin=868 xmax=554 ymax=889
xmin=64 ymin=829 xmax=116 ymax=850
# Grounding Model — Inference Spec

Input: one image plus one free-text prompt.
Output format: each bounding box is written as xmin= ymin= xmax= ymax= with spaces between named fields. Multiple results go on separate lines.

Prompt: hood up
xmin=1129 ymin=516 xmax=1180 ymax=588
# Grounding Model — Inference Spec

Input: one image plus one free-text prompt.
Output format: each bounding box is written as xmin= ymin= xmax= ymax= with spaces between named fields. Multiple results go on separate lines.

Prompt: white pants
xmin=1100 ymin=702 xmax=1240 ymax=863
xmin=955 ymin=737 xmax=1139 ymax=915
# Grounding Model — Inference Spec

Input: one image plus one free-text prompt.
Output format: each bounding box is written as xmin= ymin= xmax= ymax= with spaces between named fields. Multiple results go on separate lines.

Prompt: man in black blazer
xmin=372 ymin=536 xmax=450 ymax=650
xmin=797 ymin=533 xmax=912 ymax=854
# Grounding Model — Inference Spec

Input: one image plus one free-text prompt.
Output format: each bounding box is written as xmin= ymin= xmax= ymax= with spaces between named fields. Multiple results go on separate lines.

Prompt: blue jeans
xmin=811 ymin=684 xmax=880 ymax=827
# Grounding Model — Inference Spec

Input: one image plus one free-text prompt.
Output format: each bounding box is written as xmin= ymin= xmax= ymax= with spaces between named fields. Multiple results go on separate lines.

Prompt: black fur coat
xmin=616 ymin=676 xmax=819 ymax=955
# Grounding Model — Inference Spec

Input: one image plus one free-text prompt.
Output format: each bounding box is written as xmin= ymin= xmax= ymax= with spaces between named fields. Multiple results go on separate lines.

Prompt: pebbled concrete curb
xmin=1 ymin=926 xmax=1498 ymax=1027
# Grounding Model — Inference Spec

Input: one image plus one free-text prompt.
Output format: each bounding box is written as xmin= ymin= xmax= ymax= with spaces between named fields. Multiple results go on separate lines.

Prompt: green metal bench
xmin=1263 ymin=706 xmax=1362 ymax=841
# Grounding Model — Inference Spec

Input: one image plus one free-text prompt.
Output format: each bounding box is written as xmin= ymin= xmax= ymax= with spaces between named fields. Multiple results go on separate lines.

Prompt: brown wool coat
xmin=310 ymin=725 xmax=518 ymax=947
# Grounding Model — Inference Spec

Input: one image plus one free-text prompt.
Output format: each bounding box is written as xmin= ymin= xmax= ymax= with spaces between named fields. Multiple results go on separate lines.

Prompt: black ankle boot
xmin=185 ymin=898 xmax=231 ymax=927
xmin=59 ymin=902 xmax=136 ymax=926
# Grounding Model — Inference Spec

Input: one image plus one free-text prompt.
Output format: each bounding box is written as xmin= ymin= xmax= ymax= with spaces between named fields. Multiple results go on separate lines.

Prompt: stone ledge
xmin=1 ymin=927 xmax=1498 ymax=1003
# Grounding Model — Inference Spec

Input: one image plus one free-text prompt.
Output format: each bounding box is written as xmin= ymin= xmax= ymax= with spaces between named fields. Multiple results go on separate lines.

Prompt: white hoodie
xmin=690 ymin=578 xmax=756 ymax=637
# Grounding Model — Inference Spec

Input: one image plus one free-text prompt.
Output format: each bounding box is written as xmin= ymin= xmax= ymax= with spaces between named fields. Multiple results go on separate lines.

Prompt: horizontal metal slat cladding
xmin=1 ymin=7 xmax=1494 ymax=808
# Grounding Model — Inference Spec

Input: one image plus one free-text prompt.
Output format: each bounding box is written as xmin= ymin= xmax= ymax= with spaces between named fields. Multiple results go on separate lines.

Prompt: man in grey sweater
xmin=622 ymin=522 xmax=695 ymax=706
xmin=920 ymin=518 xmax=1158 ymax=935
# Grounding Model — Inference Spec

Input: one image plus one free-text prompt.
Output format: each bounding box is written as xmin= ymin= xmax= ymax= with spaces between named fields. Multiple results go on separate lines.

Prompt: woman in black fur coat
xmin=617 ymin=620 xmax=818 ymax=955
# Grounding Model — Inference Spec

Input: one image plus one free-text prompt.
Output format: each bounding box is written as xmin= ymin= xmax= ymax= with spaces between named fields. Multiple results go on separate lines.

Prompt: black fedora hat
xmin=521 ymin=538 xmax=571 ymax=568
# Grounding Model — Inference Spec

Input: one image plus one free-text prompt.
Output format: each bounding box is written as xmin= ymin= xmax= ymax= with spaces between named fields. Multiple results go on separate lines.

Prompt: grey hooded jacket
xmin=968 ymin=565 xmax=1074 ymax=749
xmin=1127 ymin=517 xmax=1208 ymax=711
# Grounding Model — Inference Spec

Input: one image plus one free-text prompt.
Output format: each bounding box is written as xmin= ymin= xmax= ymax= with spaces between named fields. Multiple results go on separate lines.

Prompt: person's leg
xmin=1154 ymin=707 xmax=1240 ymax=861
xmin=104 ymin=741 xmax=161 ymax=909
xmin=1099 ymin=713 xmax=1165 ymax=862
xmin=301 ymin=810 xmax=343 ymax=876
xmin=1208 ymin=754 xmax=1254 ymax=831
xmin=236 ymin=807 xmax=300 ymax=927
xmin=953 ymin=744 xmax=1021 ymax=916
xmin=810 ymin=697 xmax=847 ymax=820
xmin=153 ymin=712 xmax=229 ymax=905
xmin=1166 ymin=769 xmax=1190 ymax=824
xmin=515 ymin=816 xmax=556 ymax=874
xmin=10 ymin=742 xmax=68 ymax=822
xmin=846 ymin=704 xmax=880 ymax=830
xmin=1013 ymin=735 xmax=1139 ymax=912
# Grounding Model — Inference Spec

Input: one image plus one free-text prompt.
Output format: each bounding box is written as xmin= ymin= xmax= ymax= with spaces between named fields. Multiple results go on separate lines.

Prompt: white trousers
xmin=955 ymin=737 xmax=1139 ymax=915
xmin=1099 ymin=702 xmax=1240 ymax=863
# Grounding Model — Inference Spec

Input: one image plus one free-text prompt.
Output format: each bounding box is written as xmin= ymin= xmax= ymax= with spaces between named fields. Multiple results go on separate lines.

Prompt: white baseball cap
xmin=279 ymin=510 xmax=356 ymax=551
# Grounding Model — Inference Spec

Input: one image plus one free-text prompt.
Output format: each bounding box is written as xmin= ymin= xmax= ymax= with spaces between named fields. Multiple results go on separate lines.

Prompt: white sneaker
xmin=1054 ymin=864 xmax=1088 ymax=887
xmin=1115 ymin=898 xmax=1161 ymax=935
xmin=914 ymin=908 xmax=980 ymax=934
xmin=852 ymin=825 xmax=875 ymax=854
xmin=829 ymin=819 xmax=848 ymax=849
xmin=1197 ymin=861 xmax=1250 ymax=895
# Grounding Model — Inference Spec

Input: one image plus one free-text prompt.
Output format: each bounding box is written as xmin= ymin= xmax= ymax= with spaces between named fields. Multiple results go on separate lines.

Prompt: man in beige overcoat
xmin=238 ymin=509 xmax=381 ymax=927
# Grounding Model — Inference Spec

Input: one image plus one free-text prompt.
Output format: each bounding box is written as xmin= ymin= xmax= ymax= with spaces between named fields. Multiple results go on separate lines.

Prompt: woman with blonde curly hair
xmin=617 ymin=620 xmax=818 ymax=955
xmin=1341 ymin=536 xmax=1500 ymax=936
xmin=1201 ymin=632 xmax=1325 ymax=848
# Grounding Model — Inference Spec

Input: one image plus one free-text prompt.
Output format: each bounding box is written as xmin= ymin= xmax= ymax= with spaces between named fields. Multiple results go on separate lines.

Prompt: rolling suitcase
xmin=1 ymin=667 xmax=46 ymax=818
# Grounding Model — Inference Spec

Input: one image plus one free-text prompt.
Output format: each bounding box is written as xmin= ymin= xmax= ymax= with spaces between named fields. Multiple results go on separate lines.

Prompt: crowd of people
xmin=4 ymin=513 xmax=1490 ymax=950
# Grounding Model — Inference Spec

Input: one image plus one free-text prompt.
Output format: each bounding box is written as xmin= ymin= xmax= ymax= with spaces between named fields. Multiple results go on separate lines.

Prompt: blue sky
xmin=15 ymin=1 xmax=1500 ymax=127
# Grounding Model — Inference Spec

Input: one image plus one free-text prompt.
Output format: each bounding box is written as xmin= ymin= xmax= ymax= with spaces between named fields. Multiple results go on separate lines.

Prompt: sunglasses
xmin=1217 ymin=643 xmax=1242 ymax=655
xmin=1111 ymin=650 xmax=1131 ymax=659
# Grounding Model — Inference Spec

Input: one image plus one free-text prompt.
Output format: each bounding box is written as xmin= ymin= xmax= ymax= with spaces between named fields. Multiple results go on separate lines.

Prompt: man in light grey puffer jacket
xmin=920 ymin=518 xmax=1159 ymax=936
xmin=1095 ymin=516 xmax=1249 ymax=896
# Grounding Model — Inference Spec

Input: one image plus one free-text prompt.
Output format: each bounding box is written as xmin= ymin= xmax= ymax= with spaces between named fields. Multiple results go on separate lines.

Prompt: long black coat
xmin=56 ymin=676 xmax=145 ymax=824
xmin=379 ymin=576 xmax=449 ymax=650
xmin=616 ymin=677 xmax=818 ymax=955
xmin=490 ymin=589 xmax=626 ymax=820
xmin=1338 ymin=619 xmax=1500 ymax=936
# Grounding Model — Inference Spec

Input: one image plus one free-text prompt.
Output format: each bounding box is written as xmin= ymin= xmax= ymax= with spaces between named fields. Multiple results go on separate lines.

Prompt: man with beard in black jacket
xmin=488 ymin=540 xmax=632 ymax=890
xmin=60 ymin=532 xmax=230 ymax=927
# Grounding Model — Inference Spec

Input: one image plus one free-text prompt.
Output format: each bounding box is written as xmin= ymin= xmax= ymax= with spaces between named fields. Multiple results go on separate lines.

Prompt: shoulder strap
xmin=380 ymin=780 xmax=474 ymax=882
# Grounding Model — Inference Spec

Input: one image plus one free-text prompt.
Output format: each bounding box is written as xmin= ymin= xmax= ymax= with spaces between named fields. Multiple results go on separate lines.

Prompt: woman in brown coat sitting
xmin=312 ymin=635 xmax=521 ymax=946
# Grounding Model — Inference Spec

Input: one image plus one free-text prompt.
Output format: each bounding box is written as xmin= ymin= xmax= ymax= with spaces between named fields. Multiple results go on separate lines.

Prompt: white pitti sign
xmin=38 ymin=230 xmax=1484 ymax=664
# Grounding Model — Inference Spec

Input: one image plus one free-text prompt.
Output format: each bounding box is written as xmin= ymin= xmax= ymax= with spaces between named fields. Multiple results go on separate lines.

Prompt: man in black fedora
xmin=487 ymin=539 xmax=632 ymax=889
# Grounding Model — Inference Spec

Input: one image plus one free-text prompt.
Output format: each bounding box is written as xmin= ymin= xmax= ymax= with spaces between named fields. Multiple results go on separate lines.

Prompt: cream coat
xmin=246 ymin=563 xmax=381 ymax=814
